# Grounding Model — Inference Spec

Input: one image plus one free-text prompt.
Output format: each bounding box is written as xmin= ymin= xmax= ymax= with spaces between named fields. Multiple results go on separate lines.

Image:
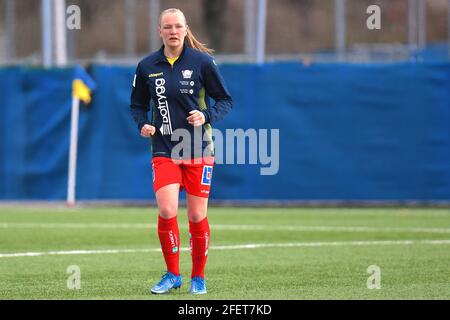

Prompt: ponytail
xmin=186 ymin=29 xmax=215 ymax=55
xmin=160 ymin=8 xmax=215 ymax=56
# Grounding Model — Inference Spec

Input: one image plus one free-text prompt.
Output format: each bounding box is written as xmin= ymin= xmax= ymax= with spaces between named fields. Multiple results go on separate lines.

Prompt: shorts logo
xmin=182 ymin=70 xmax=193 ymax=79
xmin=201 ymin=166 xmax=213 ymax=186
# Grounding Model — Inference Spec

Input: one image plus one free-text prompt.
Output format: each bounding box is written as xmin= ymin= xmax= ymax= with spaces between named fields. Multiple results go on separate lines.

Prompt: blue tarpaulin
xmin=0 ymin=62 xmax=449 ymax=201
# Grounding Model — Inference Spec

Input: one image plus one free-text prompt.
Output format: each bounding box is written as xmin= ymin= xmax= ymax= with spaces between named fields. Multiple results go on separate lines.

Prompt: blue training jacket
xmin=130 ymin=44 xmax=233 ymax=159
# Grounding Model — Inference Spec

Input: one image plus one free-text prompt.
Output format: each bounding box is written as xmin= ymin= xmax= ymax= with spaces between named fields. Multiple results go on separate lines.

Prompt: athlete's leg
xmin=181 ymin=157 xmax=213 ymax=293
xmin=187 ymin=193 xmax=208 ymax=222
xmin=150 ymin=156 xmax=184 ymax=294
xmin=156 ymin=183 xmax=180 ymax=220
xmin=152 ymin=157 xmax=182 ymax=220
xmin=156 ymin=183 xmax=181 ymax=277
xmin=150 ymin=184 xmax=183 ymax=293
xmin=187 ymin=193 xmax=210 ymax=283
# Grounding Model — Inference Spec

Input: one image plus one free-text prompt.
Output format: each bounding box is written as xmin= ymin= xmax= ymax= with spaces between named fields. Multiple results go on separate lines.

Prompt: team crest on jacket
xmin=182 ymin=70 xmax=193 ymax=79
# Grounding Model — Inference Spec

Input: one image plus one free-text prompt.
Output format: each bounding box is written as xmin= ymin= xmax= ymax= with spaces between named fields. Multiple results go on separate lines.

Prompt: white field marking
xmin=1 ymin=206 xmax=449 ymax=217
xmin=1 ymin=240 xmax=450 ymax=258
xmin=212 ymin=209 xmax=450 ymax=217
xmin=0 ymin=223 xmax=154 ymax=229
xmin=1 ymin=222 xmax=450 ymax=234
xmin=213 ymin=225 xmax=450 ymax=234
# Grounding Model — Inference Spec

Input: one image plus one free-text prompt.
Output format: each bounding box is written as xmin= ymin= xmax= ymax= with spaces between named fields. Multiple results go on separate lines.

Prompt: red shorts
xmin=151 ymin=157 xmax=215 ymax=198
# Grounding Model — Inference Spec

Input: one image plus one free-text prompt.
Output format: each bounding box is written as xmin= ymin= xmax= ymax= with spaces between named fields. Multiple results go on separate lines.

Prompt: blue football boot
xmin=189 ymin=276 xmax=207 ymax=294
xmin=150 ymin=272 xmax=182 ymax=294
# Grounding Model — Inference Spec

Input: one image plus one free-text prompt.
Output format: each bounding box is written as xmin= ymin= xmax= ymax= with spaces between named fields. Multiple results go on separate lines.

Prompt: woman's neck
xmin=164 ymin=45 xmax=183 ymax=58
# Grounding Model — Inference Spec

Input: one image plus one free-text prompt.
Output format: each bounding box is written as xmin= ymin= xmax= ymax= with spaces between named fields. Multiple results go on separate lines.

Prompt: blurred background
xmin=0 ymin=0 xmax=449 ymax=205
xmin=1 ymin=0 xmax=449 ymax=65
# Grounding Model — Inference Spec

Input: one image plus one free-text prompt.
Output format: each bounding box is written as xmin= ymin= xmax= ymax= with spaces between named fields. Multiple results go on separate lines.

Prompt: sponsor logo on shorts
xmin=201 ymin=166 xmax=213 ymax=186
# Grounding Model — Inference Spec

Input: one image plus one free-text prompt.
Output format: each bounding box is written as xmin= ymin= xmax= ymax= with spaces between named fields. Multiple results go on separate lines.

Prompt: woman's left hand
xmin=187 ymin=110 xmax=206 ymax=127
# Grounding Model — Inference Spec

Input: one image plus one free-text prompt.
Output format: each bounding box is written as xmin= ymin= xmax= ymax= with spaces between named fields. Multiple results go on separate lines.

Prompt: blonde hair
xmin=159 ymin=8 xmax=214 ymax=56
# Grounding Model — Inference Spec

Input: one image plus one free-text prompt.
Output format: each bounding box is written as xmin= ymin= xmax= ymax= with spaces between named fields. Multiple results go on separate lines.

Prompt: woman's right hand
xmin=140 ymin=124 xmax=156 ymax=138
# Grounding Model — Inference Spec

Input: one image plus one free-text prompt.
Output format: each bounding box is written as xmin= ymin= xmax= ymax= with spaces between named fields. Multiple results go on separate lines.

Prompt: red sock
xmin=189 ymin=217 xmax=210 ymax=279
xmin=157 ymin=215 xmax=180 ymax=276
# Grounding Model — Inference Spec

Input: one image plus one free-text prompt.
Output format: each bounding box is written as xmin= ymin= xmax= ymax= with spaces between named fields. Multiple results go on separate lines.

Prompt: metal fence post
xmin=256 ymin=0 xmax=267 ymax=65
xmin=149 ymin=0 xmax=161 ymax=52
xmin=418 ymin=0 xmax=426 ymax=49
xmin=245 ymin=0 xmax=256 ymax=61
xmin=335 ymin=0 xmax=346 ymax=61
xmin=42 ymin=0 xmax=53 ymax=67
xmin=54 ymin=0 xmax=67 ymax=66
xmin=125 ymin=0 xmax=137 ymax=57
xmin=408 ymin=0 xmax=418 ymax=51
xmin=5 ymin=0 xmax=15 ymax=61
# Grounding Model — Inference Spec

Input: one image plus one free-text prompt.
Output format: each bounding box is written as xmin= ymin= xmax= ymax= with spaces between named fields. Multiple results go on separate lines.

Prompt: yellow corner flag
xmin=72 ymin=65 xmax=96 ymax=104
xmin=67 ymin=66 xmax=96 ymax=207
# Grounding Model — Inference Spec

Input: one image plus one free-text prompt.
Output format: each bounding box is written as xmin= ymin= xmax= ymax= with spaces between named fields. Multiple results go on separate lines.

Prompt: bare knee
xmin=155 ymin=184 xmax=180 ymax=219
xmin=187 ymin=194 xmax=208 ymax=223
xmin=158 ymin=205 xmax=178 ymax=219
xmin=188 ymin=210 xmax=207 ymax=223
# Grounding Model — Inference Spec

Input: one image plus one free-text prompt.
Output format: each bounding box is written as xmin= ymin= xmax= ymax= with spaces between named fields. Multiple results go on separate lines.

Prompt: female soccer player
xmin=130 ymin=8 xmax=232 ymax=294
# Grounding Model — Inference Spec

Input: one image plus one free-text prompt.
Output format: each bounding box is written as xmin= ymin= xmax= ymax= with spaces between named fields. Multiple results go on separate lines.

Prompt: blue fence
xmin=1 ymin=62 xmax=449 ymax=201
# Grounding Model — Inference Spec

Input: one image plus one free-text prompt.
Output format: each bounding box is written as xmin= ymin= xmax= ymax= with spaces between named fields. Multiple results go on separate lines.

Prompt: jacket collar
xmin=156 ymin=42 xmax=188 ymax=64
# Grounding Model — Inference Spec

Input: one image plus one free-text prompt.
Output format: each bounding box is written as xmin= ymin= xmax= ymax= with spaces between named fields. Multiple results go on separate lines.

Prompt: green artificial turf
xmin=0 ymin=206 xmax=449 ymax=300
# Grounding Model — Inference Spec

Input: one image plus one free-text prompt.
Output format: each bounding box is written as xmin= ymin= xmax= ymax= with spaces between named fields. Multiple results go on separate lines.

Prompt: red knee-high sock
xmin=189 ymin=217 xmax=210 ymax=279
xmin=158 ymin=215 xmax=180 ymax=276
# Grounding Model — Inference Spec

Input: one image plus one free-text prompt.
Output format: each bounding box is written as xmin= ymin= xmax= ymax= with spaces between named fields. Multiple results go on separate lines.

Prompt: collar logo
xmin=181 ymin=70 xmax=193 ymax=79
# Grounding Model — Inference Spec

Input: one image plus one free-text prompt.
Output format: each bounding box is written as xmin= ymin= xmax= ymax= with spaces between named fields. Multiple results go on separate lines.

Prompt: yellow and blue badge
xmin=72 ymin=65 xmax=96 ymax=104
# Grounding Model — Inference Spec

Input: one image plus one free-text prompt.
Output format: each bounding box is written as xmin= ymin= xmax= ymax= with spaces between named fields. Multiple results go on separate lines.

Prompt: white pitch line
xmin=1 ymin=239 xmax=450 ymax=258
xmin=1 ymin=222 xmax=450 ymax=234
xmin=0 ymin=248 xmax=162 ymax=258
xmin=213 ymin=225 xmax=450 ymax=234
xmin=0 ymin=223 xmax=155 ymax=229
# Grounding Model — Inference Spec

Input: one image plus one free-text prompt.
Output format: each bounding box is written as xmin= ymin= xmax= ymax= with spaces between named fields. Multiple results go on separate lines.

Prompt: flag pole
xmin=67 ymin=95 xmax=80 ymax=207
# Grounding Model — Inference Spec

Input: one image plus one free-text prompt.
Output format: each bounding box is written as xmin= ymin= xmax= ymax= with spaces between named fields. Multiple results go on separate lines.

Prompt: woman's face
xmin=159 ymin=12 xmax=188 ymax=50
